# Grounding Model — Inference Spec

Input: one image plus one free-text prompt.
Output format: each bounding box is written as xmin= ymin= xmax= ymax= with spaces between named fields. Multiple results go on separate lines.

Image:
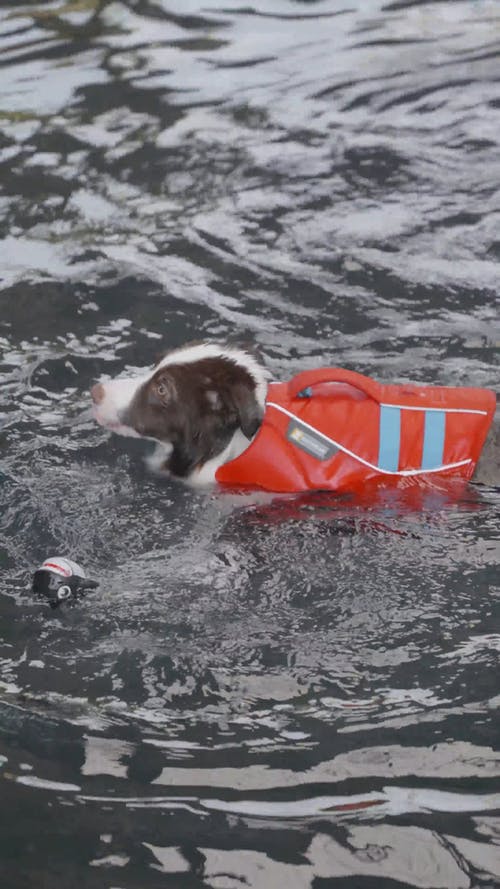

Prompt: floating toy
xmin=32 ymin=557 xmax=99 ymax=608
xmin=216 ymin=368 xmax=496 ymax=493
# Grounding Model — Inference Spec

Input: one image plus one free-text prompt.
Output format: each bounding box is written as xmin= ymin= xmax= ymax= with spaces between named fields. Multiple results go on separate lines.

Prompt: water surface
xmin=1 ymin=1 xmax=500 ymax=886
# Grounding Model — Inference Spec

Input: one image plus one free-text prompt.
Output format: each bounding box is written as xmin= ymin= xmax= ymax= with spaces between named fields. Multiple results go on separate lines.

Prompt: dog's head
xmin=91 ymin=344 xmax=268 ymax=469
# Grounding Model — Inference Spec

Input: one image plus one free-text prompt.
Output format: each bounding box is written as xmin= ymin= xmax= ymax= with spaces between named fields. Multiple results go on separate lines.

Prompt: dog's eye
xmin=157 ymin=382 xmax=167 ymax=397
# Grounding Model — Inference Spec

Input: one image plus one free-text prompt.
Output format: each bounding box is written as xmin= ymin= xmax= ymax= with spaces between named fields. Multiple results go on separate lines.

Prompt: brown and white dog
xmin=91 ymin=343 xmax=269 ymax=485
xmin=91 ymin=342 xmax=499 ymax=488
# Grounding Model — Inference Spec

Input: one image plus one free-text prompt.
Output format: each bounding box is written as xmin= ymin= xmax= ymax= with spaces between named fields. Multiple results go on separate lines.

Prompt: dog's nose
xmin=91 ymin=383 xmax=105 ymax=406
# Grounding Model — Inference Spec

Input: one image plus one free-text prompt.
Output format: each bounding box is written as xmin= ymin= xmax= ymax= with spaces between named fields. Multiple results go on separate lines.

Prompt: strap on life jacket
xmin=289 ymin=367 xmax=383 ymax=401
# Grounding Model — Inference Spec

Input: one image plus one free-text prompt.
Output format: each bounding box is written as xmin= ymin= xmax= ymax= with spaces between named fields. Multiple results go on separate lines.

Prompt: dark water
xmin=1 ymin=0 xmax=500 ymax=886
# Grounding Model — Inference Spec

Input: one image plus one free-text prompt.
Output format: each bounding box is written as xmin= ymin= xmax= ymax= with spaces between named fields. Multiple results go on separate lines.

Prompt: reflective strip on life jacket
xmin=378 ymin=405 xmax=400 ymax=471
xmin=266 ymin=401 xmax=477 ymax=476
xmin=420 ymin=409 xmax=445 ymax=470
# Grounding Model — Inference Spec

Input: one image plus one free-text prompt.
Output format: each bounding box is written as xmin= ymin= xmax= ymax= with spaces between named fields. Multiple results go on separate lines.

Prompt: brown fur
xmin=121 ymin=357 xmax=263 ymax=478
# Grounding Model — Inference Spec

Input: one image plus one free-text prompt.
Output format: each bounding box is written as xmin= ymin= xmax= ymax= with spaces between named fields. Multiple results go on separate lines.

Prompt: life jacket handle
xmin=289 ymin=367 xmax=381 ymax=402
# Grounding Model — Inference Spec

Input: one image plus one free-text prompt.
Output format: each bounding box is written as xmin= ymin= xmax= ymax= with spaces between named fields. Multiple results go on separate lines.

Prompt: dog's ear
xmin=230 ymin=383 xmax=263 ymax=439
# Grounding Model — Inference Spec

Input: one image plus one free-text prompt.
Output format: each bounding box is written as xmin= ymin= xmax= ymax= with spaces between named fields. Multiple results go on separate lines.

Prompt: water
xmin=1 ymin=0 xmax=500 ymax=886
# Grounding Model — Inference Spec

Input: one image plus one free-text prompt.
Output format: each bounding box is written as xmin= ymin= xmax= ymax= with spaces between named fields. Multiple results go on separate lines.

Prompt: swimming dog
xmin=91 ymin=342 xmax=499 ymax=490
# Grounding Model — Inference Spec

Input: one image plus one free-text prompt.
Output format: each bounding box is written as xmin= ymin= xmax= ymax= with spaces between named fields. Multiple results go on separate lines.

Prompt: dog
xmin=91 ymin=343 xmax=269 ymax=486
xmin=91 ymin=342 xmax=499 ymax=490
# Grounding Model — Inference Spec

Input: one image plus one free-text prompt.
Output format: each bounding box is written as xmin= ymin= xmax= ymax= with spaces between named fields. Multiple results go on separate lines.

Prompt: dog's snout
xmin=91 ymin=382 xmax=105 ymax=406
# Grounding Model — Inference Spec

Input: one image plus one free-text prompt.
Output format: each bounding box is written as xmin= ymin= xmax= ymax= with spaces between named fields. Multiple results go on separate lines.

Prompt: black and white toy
xmin=32 ymin=557 xmax=99 ymax=608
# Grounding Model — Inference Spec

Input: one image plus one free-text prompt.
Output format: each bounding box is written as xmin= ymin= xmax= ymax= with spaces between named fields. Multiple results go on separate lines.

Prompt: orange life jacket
xmin=216 ymin=368 xmax=496 ymax=493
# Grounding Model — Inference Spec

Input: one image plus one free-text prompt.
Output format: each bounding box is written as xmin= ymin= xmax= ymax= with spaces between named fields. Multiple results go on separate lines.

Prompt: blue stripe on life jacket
xmin=421 ymin=410 xmax=446 ymax=469
xmin=378 ymin=405 xmax=401 ymax=471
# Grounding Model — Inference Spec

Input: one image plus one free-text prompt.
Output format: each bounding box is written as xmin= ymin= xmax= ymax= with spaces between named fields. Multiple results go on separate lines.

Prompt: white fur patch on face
xmin=205 ymin=389 xmax=221 ymax=409
xmin=92 ymin=374 xmax=147 ymax=436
